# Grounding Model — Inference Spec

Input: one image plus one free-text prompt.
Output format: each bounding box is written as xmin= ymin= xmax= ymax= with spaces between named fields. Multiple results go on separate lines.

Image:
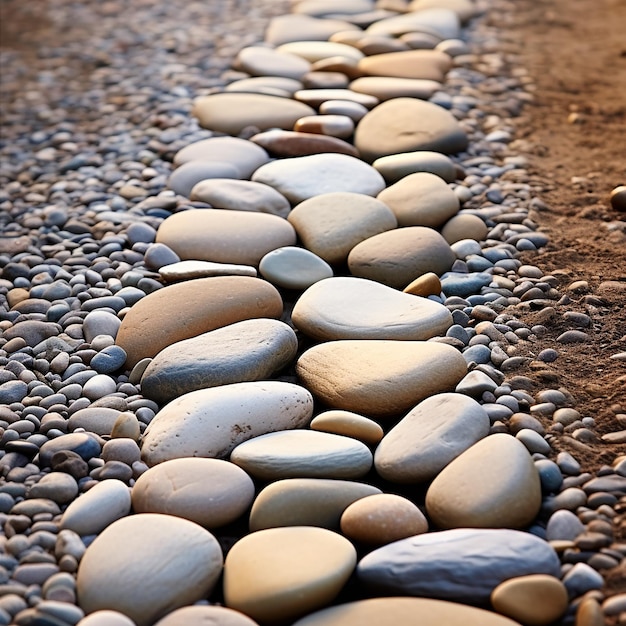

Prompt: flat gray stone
xmin=259 ymin=246 xmax=333 ymax=290
xmin=168 ymin=161 xmax=241 ymax=198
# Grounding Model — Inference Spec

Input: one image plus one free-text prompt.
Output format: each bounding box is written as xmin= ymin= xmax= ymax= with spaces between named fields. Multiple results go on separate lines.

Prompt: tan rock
xmin=296 ymin=340 xmax=467 ymax=418
xmin=110 ymin=412 xmax=141 ymax=441
xmin=132 ymin=458 xmax=255 ymax=528
xmin=291 ymin=276 xmax=452 ymax=341
xmin=575 ymin=598 xmax=605 ymax=626
xmin=287 ymin=192 xmax=397 ymax=265
xmin=115 ymin=276 xmax=283 ymax=368
xmin=350 ymin=76 xmax=441 ymax=101
xmin=403 ymin=272 xmax=442 ymax=297
xmin=141 ymin=381 xmax=313 ymax=466
xmin=76 ymin=514 xmax=223 ymax=626
xmin=153 ymin=605 xmax=259 ymax=626
xmin=491 ymin=575 xmax=568 ymax=626
xmin=250 ymin=129 xmax=359 ymax=158
xmin=358 ymin=50 xmax=452 ymax=81
xmin=155 ymin=209 xmax=297 ymax=267
xmin=310 ymin=410 xmax=384 ymax=445
xmin=236 ymin=46 xmax=311 ymax=80
xmin=265 ymin=14 xmax=360 ymax=46
xmin=293 ymin=114 xmax=354 ymax=139
xmin=347 ymin=226 xmax=456 ymax=289
xmin=340 ymin=494 xmax=428 ymax=545
xmin=249 ymin=478 xmax=382 ymax=531
xmin=441 ymin=213 xmax=488 ymax=244
xmin=230 ymin=430 xmax=373 ymax=481
xmin=294 ymin=88 xmax=378 ymax=109
xmin=291 ymin=597 xmax=522 ymax=626
xmin=425 ymin=433 xmax=542 ymax=529
xmin=373 ymin=151 xmax=457 ymax=184
xmin=223 ymin=526 xmax=356 ymax=623
xmin=277 ymin=41 xmax=364 ymax=63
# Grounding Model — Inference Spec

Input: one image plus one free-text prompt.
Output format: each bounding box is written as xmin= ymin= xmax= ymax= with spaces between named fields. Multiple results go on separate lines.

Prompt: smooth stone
xmin=277 ymin=41 xmax=364 ymax=64
xmin=153 ymin=605 xmax=259 ymax=626
xmin=115 ymin=277 xmax=283 ymax=368
xmin=287 ymin=191 xmax=397 ymax=265
xmin=409 ymin=0 xmax=477 ymax=23
xmin=375 ymin=392 xmax=490 ymax=483
xmin=357 ymin=528 xmax=561 ymax=604
xmin=366 ymin=8 xmax=460 ymax=40
xmin=425 ymin=433 xmax=542 ymax=529
xmin=575 ymin=598 xmax=605 ymax=626
xmin=61 ymin=479 xmax=131 ymax=536
xmin=225 ymin=76 xmax=303 ymax=97
xmin=140 ymin=319 xmax=298 ymax=405
xmin=292 ymin=597 xmax=522 ymax=626
xmin=223 ymin=526 xmax=356 ymax=623
xmin=295 ymin=0 xmax=374 ymax=18
xmin=455 ymin=370 xmax=499 ymax=397
xmin=296 ymin=340 xmax=467 ymax=418
xmin=293 ymin=114 xmax=355 ymax=139
xmin=309 ymin=411 xmax=384 ymax=445
xmin=252 ymin=154 xmax=385 ymax=205
xmin=82 ymin=374 xmax=117 ymax=401
xmin=67 ymin=407 xmax=121 ymax=437
xmin=441 ymin=213 xmax=489 ymax=244
xmin=249 ymin=478 xmax=382 ymax=531
xmin=358 ymin=49 xmax=451 ymax=81
xmin=563 ymin=562 xmax=604 ymax=596
xmin=340 ymin=494 xmax=428 ymax=545
xmin=265 ymin=14 xmax=361 ymax=46
xmin=377 ymin=172 xmax=459 ymax=228
xmin=545 ymin=509 xmax=585 ymax=541
xmin=350 ymin=76 xmax=441 ymax=100
xmin=230 ymin=430 xmax=373 ymax=481
xmin=373 ymin=151 xmax=457 ymax=184
xmin=29 ymin=472 xmax=79 ymax=504
xmin=354 ymin=98 xmax=468 ymax=162
xmin=1 ymin=320 xmax=60 ymax=347
xmin=319 ymin=100 xmax=369 ymax=122
xmin=250 ymin=129 xmax=359 ymax=158
xmin=236 ymin=46 xmax=311 ymax=80
xmin=403 ymin=272 xmax=442 ymax=297
xmin=301 ymin=70 xmax=350 ymax=89
xmin=192 ymin=93 xmax=315 ymax=135
xmin=491 ymin=575 xmax=569 ymax=626
xmin=190 ymin=179 xmax=291 ymax=218
xmin=77 ymin=514 xmax=223 ymax=626
xmin=83 ymin=310 xmax=121 ymax=342
xmin=141 ymin=381 xmax=313 ymax=466
xmin=39 ymin=433 xmax=101 ymax=468
xmin=159 ymin=260 xmax=257 ymax=282
xmin=291 ymin=276 xmax=452 ymax=341
xmin=156 ymin=209 xmax=297 ymax=266
xmin=132 ymin=458 xmax=255 ymax=528
xmin=77 ymin=611 xmax=136 ymax=626
xmin=294 ymin=88 xmax=378 ymax=109
xmin=347 ymin=226 xmax=456 ymax=289
xmin=168 ymin=161 xmax=241 ymax=198
xmin=610 ymin=185 xmax=626 ymax=212
xmin=173 ymin=137 xmax=269 ymax=179
xmin=259 ymin=247 xmax=333 ymax=290
xmin=440 ymin=271 xmax=492 ymax=297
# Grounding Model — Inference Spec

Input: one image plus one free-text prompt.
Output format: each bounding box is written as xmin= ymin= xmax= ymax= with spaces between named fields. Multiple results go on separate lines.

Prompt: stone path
xmin=0 ymin=0 xmax=625 ymax=625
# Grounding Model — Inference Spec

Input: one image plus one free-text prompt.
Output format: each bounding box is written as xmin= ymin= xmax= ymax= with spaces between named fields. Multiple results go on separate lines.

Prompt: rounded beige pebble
xmin=340 ymin=493 xmax=428 ymax=545
xmin=575 ymin=597 xmax=605 ymax=626
xmin=77 ymin=514 xmax=223 ymax=626
xmin=291 ymin=597 xmax=522 ymax=626
xmin=132 ymin=458 xmax=255 ymax=528
xmin=110 ymin=412 xmax=140 ymax=440
xmin=153 ymin=605 xmax=259 ymax=626
xmin=610 ymin=185 xmax=626 ymax=212
xmin=425 ymin=433 xmax=542 ymax=529
xmin=77 ymin=610 xmax=136 ymax=626
xmin=223 ymin=526 xmax=356 ymax=624
xmin=441 ymin=213 xmax=488 ymax=244
xmin=491 ymin=575 xmax=568 ymax=626
xmin=403 ymin=272 xmax=442 ymax=297
xmin=310 ymin=410 xmax=384 ymax=445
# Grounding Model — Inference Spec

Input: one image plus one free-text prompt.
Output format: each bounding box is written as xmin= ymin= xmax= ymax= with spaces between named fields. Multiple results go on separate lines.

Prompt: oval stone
xmin=252 ymin=154 xmax=386 ymax=205
xmin=441 ymin=213 xmax=489 ymax=244
xmin=190 ymin=179 xmax=291 ymax=218
xmin=250 ymin=129 xmax=359 ymax=158
xmin=374 ymin=392 xmax=490 ymax=483
xmin=236 ymin=46 xmax=311 ymax=80
xmin=168 ymin=161 xmax=241 ymax=198
xmin=354 ymin=98 xmax=468 ymax=162
xmin=287 ymin=192 xmax=397 ymax=265
xmin=77 ymin=514 xmax=223 ymax=626
xmin=277 ymin=41 xmax=364 ymax=63
xmin=373 ymin=151 xmax=457 ymax=184
xmin=296 ymin=340 xmax=467 ymax=418
xmin=425 ymin=433 xmax=542 ymax=529
xmin=141 ymin=381 xmax=314 ymax=466
xmin=347 ymin=227 xmax=456 ymax=289
xmin=358 ymin=49 xmax=451 ymax=82
xmin=61 ymin=479 xmax=131 ymax=536
xmin=310 ymin=410 xmax=384 ymax=445
xmin=225 ymin=76 xmax=303 ymax=97
xmin=376 ymin=172 xmax=459 ymax=228
xmin=357 ymin=528 xmax=561 ymax=605
xmin=366 ymin=8 xmax=460 ymax=39
xmin=491 ymin=575 xmax=568 ymax=626
xmin=140 ymin=319 xmax=298 ymax=405
xmin=230 ymin=430 xmax=373 ymax=481
xmin=132 ymin=458 xmax=255 ymax=528
xmin=291 ymin=277 xmax=452 ymax=341
xmin=223 ymin=526 xmax=356 ymax=624
xmin=192 ymin=93 xmax=315 ymax=135
xmin=291 ymin=597 xmax=521 ymax=626
xmin=115 ymin=276 xmax=283 ymax=368
xmin=249 ymin=478 xmax=382 ymax=531
xmin=156 ymin=209 xmax=297 ymax=266
xmin=153 ymin=605 xmax=259 ymax=626
xmin=259 ymin=247 xmax=333 ymax=290
xmin=350 ymin=77 xmax=441 ymax=101
xmin=293 ymin=114 xmax=354 ymax=139
xmin=340 ymin=494 xmax=428 ymax=545
xmin=159 ymin=260 xmax=257 ymax=282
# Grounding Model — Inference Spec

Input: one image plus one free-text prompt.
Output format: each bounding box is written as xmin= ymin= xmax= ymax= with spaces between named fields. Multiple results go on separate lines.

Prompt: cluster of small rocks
xmin=1 ymin=0 xmax=625 ymax=625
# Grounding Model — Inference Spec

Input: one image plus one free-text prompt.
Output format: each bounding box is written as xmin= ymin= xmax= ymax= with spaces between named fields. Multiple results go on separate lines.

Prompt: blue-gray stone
xmin=461 ymin=344 xmax=491 ymax=364
xmin=0 ymin=380 xmax=28 ymax=404
xmin=39 ymin=433 xmax=102 ymax=468
xmin=535 ymin=459 xmax=564 ymax=494
xmin=441 ymin=272 xmax=492 ymax=297
xmin=91 ymin=346 xmax=128 ymax=374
